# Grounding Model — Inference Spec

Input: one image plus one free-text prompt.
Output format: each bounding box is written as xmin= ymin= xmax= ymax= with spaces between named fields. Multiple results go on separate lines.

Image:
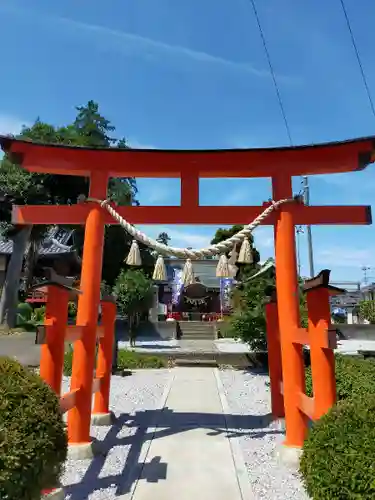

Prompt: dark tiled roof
xmin=0 ymin=226 xmax=75 ymax=256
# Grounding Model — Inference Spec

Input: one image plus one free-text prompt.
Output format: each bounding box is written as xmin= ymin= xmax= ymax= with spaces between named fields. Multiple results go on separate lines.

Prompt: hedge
xmin=305 ymin=354 xmax=375 ymax=401
xmin=63 ymin=346 xmax=167 ymax=375
xmin=300 ymin=395 xmax=375 ymax=499
xmin=0 ymin=357 xmax=67 ymax=500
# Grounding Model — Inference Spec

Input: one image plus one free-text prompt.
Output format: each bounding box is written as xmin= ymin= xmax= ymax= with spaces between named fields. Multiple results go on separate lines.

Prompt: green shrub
xmin=0 ymin=357 xmax=67 ymax=499
xmin=16 ymin=302 xmax=33 ymax=328
xmin=229 ymin=309 xmax=267 ymax=350
xmin=67 ymin=301 xmax=77 ymax=319
xmin=31 ymin=306 xmax=46 ymax=325
xmin=300 ymin=395 xmax=375 ymax=499
xmin=116 ymin=350 xmax=167 ymax=370
xmin=359 ymin=300 xmax=375 ymax=324
xmin=63 ymin=347 xmax=167 ymax=375
xmin=305 ymin=354 xmax=375 ymax=401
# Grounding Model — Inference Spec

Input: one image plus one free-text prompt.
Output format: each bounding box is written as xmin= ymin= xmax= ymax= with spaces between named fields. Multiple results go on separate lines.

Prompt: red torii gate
xmin=1 ymin=135 xmax=374 ymax=450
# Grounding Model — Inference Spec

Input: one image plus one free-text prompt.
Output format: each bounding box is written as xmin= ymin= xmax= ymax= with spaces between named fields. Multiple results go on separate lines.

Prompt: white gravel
xmin=219 ymin=369 xmax=310 ymax=500
xmin=60 ymin=369 xmax=171 ymax=500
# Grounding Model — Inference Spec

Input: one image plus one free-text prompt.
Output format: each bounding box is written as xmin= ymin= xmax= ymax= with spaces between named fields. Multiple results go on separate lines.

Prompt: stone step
xmin=174 ymin=358 xmax=218 ymax=367
xmin=180 ymin=333 xmax=215 ymax=340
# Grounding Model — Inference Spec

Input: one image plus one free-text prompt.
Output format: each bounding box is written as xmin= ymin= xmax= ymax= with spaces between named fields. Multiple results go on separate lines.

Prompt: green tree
xmin=229 ymin=261 xmax=276 ymax=349
xmin=359 ymin=300 xmax=375 ymax=324
xmin=211 ymin=225 xmax=260 ymax=279
xmin=0 ymin=100 xmax=141 ymax=326
xmin=156 ymin=232 xmax=171 ymax=246
xmin=113 ymin=269 xmax=153 ymax=326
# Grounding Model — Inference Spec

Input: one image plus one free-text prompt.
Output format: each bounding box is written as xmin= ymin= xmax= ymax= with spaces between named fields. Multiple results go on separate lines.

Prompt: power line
xmin=339 ymin=0 xmax=375 ymax=120
xmin=248 ymin=0 xmax=293 ymax=145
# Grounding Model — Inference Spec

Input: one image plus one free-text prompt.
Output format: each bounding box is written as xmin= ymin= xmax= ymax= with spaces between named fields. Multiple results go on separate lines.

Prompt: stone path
xmin=0 ymin=332 xmax=40 ymax=366
xmin=127 ymin=367 xmax=250 ymax=500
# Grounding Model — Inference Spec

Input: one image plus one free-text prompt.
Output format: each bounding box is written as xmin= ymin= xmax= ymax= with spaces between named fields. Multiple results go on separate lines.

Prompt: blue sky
xmin=0 ymin=0 xmax=375 ymax=283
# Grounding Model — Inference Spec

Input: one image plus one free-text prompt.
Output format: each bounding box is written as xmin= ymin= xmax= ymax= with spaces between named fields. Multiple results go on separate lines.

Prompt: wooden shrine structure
xmin=1 ymin=135 xmax=374 ymax=449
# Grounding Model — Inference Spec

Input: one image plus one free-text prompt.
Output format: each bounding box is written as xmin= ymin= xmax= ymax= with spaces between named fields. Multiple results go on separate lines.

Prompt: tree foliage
xmin=210 ymin=226 xmax=307 ymax=349
xmin=0 ymin=357 xmax=67 ymax=499
xmin=359 ymin=300 xmax=375 ymax=324
xmin=0 ymin=100 xmax=145 ymax=325
xmin=300 ymin=395 xmax=375 ymax=499
xmin=211 ymin=225 xmax=260 ymax=274
xmin=156 ymin=232 xmax=171 ymax=246
xmin=229 ymin=261 xmax=276 ymax=350
xmin=113 ymin=269 xmax=154 ymax=325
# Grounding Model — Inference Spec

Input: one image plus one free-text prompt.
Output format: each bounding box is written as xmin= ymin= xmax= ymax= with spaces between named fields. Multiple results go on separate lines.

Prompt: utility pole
xmin=362 ymin=266 xmax=371 ymax=285
xmin=302 ymin=176 xmax=315 ymax=277
xmin=296 ymin=226 xmax=304 ymax=276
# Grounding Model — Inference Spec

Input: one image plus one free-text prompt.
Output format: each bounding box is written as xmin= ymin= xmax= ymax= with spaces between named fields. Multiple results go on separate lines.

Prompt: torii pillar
xmin=68 ymin=171 xmax=108 ymax=445
xmin=272 ymin=175 xmax=306 ymax=446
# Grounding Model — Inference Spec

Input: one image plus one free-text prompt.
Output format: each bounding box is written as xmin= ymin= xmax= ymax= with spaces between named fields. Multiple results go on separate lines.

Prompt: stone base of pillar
xmin=67 ymin=438 xmax=107 ymax=460
xmin=91 ymin=411 xmax=116 ymax=426
xmin=274 ymin=444 xmax=303 ymax=471
xmin=42 ymin=487 xmax=64 ymax=500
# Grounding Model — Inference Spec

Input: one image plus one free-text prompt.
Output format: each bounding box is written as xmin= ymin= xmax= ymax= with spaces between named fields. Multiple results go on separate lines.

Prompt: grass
xmin=63 ymin=346 xmax=167 ymax=375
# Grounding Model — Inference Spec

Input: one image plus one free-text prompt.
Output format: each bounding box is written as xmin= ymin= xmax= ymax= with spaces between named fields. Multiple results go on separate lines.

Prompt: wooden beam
xmin=60 ymin=388 xmax=80 ymax=413
xmin=3 ymin=134 xmax=374 ymax=177
xmin=92 ymin=377 xmax=102 ymax=394
xmin=35 ymin=324 xmax=105 ymax=345
xmin=292 ymin=327 xmax=310 ymax=345
xmin=13 ymin=204 xmax=372 ymax=226
xmin=298 ymin=392 xmax=315 ymax=419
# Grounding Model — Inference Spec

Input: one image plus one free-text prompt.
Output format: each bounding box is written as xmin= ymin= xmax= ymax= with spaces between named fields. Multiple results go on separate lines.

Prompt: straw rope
xmin=79 ymin=195 xmax=298 ymax=259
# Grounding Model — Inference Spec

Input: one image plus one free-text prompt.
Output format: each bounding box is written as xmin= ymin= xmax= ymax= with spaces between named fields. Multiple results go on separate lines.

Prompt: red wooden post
xmin=39 ymin=284 xmax=69 ymax=395
xmin=68 ymin=171 xmax=108 ymax=445
xmin=273 ymin=174 xmax=306 ymax=447
xmin=265 ymin=290 xmax=284 ymax=419
xmin=304 ymin=270 xmax=343 ymax=419
xmin=93 ymin=299 xmax=116 ymax=416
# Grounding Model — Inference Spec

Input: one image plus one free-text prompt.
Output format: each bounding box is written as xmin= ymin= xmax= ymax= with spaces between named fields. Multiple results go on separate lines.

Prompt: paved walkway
xmin=127 ymin=367 xmax=250 ymax=500
xmin=0 ymin=332 xmax=40 ymax=366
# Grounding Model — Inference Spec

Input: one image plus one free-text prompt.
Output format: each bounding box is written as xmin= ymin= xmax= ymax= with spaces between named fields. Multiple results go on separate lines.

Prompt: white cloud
xmin=167 ymin=228 xmax=211 ymax=248
xmin=138 ymin=225 xmax=211 ymax=249
xmin=316 ymin=247 xmax=374 ymax=268
xmin=128 ymin=139 xmax=157 ymax=150
xmin=1 ymin=4 xmax=298 ymax=83
xmin=0 ymin=114 xmax=29 ymax=136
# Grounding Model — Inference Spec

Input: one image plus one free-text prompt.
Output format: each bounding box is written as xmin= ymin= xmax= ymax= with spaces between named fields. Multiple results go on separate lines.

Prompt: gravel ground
xmin=60 ymin=369 xmax=171 ymax=500
xmin=219 ymin=369 xmax=310 ymax=500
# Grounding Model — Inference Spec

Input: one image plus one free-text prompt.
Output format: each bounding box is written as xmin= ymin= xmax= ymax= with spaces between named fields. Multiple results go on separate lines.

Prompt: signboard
xmin=220 ymin=277 xmax=233 ymax=312
xmin=171 ymin=266 xmax=184 ymax=305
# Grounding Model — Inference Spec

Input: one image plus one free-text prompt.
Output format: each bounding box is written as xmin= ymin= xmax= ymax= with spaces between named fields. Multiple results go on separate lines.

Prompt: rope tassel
xmin=238 ymin=237 xmax=253 ymax=264
xmin=153 ymin=255 xmax=167 ymax=281
xmin=126 ymin=239 xmax=142 ymax=266
xmin=228 ymin=249 xmax=238 ymax=278
xmin=216 ymin=254 xmax=231 ymax=278
xmin=228 ymin=249 xmax=238 ymax=265
xmin=182 ymin=259 xmax=195 ymax=286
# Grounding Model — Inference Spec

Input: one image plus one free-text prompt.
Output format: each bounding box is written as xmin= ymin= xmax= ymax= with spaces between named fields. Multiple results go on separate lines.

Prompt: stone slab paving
xmin=126 ymin=367 xmax=250 ymax=500
xmin=0 ymin=332 xmax=40 ymax=366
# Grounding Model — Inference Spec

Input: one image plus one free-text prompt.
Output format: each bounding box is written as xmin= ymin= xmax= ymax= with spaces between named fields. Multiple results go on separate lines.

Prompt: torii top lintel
xmin=1 ymin=135 xmax=374 ymax=178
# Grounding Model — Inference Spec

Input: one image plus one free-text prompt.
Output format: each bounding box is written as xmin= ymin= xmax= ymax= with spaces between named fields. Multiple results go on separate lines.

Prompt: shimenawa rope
xmin=79 ymin=195 xmax=297 ymax=259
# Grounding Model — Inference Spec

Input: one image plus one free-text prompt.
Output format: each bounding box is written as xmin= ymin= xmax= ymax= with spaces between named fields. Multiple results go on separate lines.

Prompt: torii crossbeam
xmin=1 ymin=134 xmax=374 ymax=448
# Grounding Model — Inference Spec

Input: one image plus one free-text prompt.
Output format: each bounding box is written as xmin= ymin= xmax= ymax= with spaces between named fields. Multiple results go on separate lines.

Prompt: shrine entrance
xmin=1 ymin=135 xmax=373 ymax=450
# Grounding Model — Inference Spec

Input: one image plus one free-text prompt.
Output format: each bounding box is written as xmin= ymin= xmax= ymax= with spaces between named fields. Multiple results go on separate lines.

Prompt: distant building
xmin=158 ymin=258 xmax=223 ymax=315
xmin=0 ymin=226 xmax=81 ymax=289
